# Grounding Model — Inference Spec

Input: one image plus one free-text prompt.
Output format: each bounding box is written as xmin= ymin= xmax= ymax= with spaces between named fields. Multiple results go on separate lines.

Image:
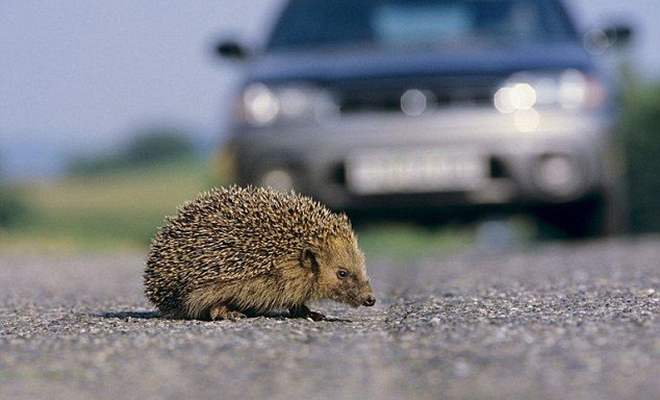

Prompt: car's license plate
xmin=346 ymin=148 xmax=486 ymax=195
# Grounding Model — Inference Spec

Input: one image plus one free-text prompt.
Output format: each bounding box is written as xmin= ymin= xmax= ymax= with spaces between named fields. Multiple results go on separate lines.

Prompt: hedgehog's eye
xmin=337 ymin=269 xmax=349 ymax=279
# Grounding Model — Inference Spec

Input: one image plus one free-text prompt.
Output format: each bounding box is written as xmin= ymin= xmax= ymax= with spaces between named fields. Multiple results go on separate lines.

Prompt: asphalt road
xmin=1 ymin=237 xmax=659 ymax=400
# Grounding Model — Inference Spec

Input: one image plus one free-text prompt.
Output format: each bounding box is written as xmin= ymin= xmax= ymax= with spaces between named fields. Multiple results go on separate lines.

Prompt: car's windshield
xmin=267 ymin=0 xmax=576 ymax=52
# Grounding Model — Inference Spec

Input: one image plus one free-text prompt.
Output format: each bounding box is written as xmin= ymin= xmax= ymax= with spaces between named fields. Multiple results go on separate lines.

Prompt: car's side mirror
xmin=215 ymin=40 xmax=249 ymax=60
xmin=583 ymin=23 xmax=634 ymax=54
xmin=602 ymin=24 xmax=634 ymax=48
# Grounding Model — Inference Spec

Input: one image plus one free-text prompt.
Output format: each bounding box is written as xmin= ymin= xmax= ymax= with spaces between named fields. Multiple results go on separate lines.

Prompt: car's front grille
xmin=333 ymin=76 xmax=499 ymax=114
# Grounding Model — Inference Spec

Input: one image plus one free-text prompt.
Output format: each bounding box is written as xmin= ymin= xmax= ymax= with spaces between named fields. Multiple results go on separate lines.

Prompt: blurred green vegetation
xmin=619 ymin=81 xmax=660 ymax=233
xmin=356 ymin=222 xmax=472 ymax=258
xmin=69 ymin=128 xmax=195 ymax=176
xmin=0 ymin=186 xmax=28 ymax=227
xmin=1 ymin=158 xmax=210 ymax=252
xmin=1 ymin=129 xmax=207 ymax=252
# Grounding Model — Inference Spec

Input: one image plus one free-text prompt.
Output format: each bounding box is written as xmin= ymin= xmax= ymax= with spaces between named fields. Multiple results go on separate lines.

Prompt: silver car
xmin=216 ymin=0 xmax=630 ymax=238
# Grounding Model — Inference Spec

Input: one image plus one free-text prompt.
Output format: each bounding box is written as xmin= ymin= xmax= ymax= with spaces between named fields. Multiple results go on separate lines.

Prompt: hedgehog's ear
xmin=301 ymin=247 xmax=320 ymax=273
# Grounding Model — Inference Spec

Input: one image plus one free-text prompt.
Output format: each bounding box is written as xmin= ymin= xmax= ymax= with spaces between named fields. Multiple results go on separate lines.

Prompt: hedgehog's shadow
xmin=314 ymin=317 xmax=353 ymax=323
xmin=97 ymin=311 xmax=161 ymax=319
xmin=96 ymin=310 xmax=351 ymax=322
xmin=249 ymin=310 xmax=353 ymax=323
xmin=272 ymin=315 xmax=353 ymax=323
xmin=94 ymin=311 xmax=353 ymax=323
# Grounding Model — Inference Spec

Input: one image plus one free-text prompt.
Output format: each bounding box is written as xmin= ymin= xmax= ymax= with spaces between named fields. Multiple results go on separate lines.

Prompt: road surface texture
xmin=1 ymin=237 xmax=659 ymax=400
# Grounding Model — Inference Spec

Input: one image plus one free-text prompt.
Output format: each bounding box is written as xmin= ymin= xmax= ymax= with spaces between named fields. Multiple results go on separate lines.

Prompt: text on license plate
xmin=346 ymin=148 xmax=486 ymax=195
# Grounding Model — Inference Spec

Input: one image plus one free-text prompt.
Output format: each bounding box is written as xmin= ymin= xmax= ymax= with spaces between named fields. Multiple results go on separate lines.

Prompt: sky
xmin=1 ymin=0 xmax=659 ymax=180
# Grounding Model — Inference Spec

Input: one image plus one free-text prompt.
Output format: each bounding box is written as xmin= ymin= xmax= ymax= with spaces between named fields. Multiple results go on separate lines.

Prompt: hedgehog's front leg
xmin=209 ymin=304 xmax=246 ymax=321
xmin=289 ymin=304 xmax=326 ymax=321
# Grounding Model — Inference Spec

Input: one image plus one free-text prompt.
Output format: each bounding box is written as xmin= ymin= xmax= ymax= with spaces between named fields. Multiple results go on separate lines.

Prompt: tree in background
xmin=0 ymin=189 xmax=26 ymax=227
xmin=69 ymin=127 xmax=196 ymax=176
xmin=0 ymin=159 xmax=27 ymax=227
xmin=123 ymin=129 xmax=196 ymax=167
xmin=620 ymin=82 xmax=660 ymax=233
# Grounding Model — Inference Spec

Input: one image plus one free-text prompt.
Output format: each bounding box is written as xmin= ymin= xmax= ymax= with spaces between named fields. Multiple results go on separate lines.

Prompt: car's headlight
xmin=241 ymin=83 xmax=280 ymax=126
xmin=494 ymin=69 xmax=607 ymax=115
xmin=238 ymin=83 xmax=338 ymax=127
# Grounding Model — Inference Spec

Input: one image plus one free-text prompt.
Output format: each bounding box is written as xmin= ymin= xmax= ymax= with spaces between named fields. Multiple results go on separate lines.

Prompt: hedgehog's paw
xmin=289 ymin=305 xmax=326 ymax=321
xmin=209 ymin=305 xmax=246 ymax=321
xmin=305 ymin=311 xmax=326 ymax=322
xmin=226 ymin=311 xmax=247 ymax=321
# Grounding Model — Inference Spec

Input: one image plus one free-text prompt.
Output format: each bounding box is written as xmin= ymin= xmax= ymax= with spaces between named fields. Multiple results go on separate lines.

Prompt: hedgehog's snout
xmin=362 ymin=295 xmax=376 ymax=307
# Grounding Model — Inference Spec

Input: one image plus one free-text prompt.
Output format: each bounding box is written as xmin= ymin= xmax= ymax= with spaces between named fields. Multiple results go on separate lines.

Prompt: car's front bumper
xmin=223 ymin=107 xmax=621 ymax=212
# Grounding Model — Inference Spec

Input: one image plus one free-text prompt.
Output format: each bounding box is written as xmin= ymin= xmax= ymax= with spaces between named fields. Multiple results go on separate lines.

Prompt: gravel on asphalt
xmin=1 ymin=237 xmax=659 ymax=400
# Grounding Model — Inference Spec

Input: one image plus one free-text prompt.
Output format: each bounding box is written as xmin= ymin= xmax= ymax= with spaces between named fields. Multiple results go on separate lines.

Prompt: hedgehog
xmin=143 ymin=186 xmax=375 ymax=321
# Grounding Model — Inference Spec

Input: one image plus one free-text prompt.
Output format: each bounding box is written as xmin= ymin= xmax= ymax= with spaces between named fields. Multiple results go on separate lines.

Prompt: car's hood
xmin=246 ymin=42 xmax=593 ymax=84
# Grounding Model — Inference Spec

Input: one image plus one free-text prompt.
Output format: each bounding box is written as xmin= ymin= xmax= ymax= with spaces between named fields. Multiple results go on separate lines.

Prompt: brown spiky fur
xmin=143 ymin=186 xmax=374 ymax=320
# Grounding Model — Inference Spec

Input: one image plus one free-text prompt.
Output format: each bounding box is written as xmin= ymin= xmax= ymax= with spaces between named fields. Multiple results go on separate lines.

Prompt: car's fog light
xmin=401 ymin=89 xmax=431 ymax=116
xmin=534 ymin=155 xmax=581 ymax=197
xmin=259 ymin=168 xmax=295 ymax=192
